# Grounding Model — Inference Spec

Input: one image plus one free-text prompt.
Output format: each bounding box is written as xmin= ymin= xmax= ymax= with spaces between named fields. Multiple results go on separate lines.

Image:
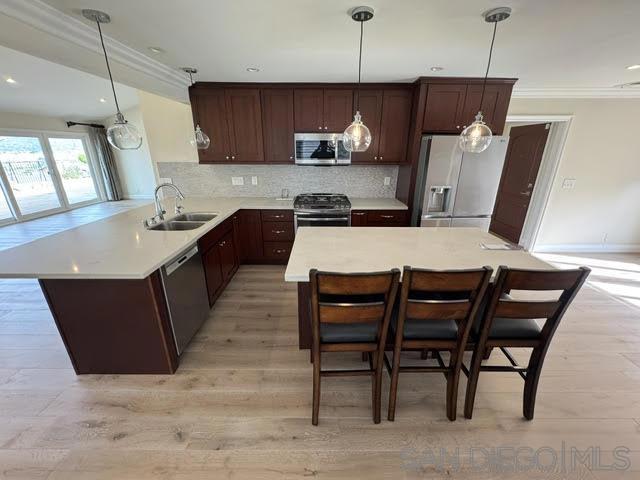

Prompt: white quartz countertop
xmin=284 ymin=227 xmax=552 ymax=282
xmin=0 ymin=196 xmax=406 ymax=280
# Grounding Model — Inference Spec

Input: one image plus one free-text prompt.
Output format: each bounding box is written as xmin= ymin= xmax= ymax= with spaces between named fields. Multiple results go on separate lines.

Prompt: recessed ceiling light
xmin=627 ymin=64 xmax=640 ymax=70
xmin=4 ymin=76 xmax=17 ymax=84
xmin=148 ymin=47 xmax=165 ymax=54
xmin=246 ymin=67 xmax=260 ymax=72
xmin=99 ymin=98 xmax=107 ymax=103
xmin=430 ymin=66 xmax=444 ymax=72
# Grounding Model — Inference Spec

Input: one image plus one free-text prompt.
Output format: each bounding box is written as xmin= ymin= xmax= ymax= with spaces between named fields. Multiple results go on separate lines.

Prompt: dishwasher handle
xmin=165 ymin=245 xmax=199 ymax=276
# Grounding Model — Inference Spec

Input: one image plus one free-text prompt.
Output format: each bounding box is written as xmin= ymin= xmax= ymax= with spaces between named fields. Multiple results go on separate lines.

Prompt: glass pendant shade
xmin=458 ymin=112 xmax=493 ymax=153
xmin=343 ymin=111 xmax=372 ymax=152
xmin=106 ymin=112 xmax=143 ymax=151
xmin=194 ymin=124 xmax=211 ymax=150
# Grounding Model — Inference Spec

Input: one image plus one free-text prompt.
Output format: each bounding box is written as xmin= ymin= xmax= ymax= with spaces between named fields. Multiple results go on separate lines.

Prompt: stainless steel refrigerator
xmin=410 ymin=135 xmax=509 ymax=230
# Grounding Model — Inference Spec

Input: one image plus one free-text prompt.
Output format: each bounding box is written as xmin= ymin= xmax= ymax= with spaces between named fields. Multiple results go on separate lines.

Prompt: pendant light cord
xmin=479 ymin=20 xmax=498 ymax=113
xmin=356 ymin=19 xmax=364 ymax=112
xmin=96 ymin=20 xmax=121 ymax=114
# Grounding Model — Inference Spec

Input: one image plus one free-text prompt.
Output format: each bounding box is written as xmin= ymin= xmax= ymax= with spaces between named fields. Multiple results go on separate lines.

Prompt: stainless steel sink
xmin=149 ymin=220 xmax=205 ymax=231
xmin=173 ymin=212 xmax=218 ymax=222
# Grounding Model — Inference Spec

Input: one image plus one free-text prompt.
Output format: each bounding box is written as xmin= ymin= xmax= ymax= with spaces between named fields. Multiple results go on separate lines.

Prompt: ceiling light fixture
xmin=246 ymin=67 xmax=260 ymax=72
xmin=82 ymin=9 xmax=142 ymax=151
xmin=148 ymin=46 xmax=165 ymax=54
xmin=4 ymin=76 xmax=17 ymax=84
xmin=459 ymin=7 xmax=511 ymax=154
xmin=99 ymin=98 xmax=107 ymax=103
xmin=430 ymin=66 xmax=444 ymax=72
xmin=343 ymin=6 xmax=374 ymax=153
xmin=626 ymin=64 xmax=640 ymax=70
xmin=182 ymin=67 xmax=211 ymax=150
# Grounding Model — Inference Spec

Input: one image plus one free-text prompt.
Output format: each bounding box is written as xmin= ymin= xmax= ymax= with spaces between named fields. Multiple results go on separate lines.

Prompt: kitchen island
xmin=0 ymin=197 xmax=406 ymax=374
xmin=284 ymin=227 xmax=553 ymax=348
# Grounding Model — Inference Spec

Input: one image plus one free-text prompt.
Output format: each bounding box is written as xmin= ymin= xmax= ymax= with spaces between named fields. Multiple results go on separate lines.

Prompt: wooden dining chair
xmin=387 ymin=266 xmax=493 ymax=421
xmin=310 ymin=268 xmax=400 ymax=425
xmin=463 ymin=266 xmax=590 ymax=420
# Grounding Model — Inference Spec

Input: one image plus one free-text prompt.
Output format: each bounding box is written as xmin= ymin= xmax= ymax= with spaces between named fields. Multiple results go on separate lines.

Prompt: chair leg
xmin=446 ymin=355 xmax=463 ymax=421
xmin=362 ymin=352 xmax=368 ymax=362
xmin=387 ymin=346 xmax=402 ymax=421
xmin=312 ymin=350 xmax=321 ymax=426
xmin=420 ymin=349 xmax=429 ymax=360
xmin=371 ymin=351 xmax=382 ymax=424
xmin=463 ymin=345 xmax=484 ymax=419
xmin=523 ymin=347 xmax=546 ymax=420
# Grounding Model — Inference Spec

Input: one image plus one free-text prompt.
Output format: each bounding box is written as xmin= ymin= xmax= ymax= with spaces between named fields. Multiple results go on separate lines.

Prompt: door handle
xmin=520 ymin=191 xmax=531 ymax=196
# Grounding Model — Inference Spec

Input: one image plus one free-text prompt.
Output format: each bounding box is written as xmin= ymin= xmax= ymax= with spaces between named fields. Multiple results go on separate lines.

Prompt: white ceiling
xmin=37 ymin=0 xmax=640 ymax=93
xmin=0 ymin=44 xmax=139 ymax=120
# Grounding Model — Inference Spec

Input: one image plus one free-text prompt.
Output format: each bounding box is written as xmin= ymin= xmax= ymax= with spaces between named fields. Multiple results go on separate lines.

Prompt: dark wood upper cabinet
xmin=294 ymin=89 xmax=324 ymax=132
xmin=323 ymin=89 xmax=354 ymax=132
xmin=378 ymin=89 xmax=412 ymax=163
xmin=350 ymin=89 xmax=383 ymax=164
xmin=460 ymin=84 xmax=513 ymax=135
xmin=261 ymin=88 xmax=295 ymax=163
xmin=422 ymin=83 xmax=467 ymax=133
xmin=192 ymin=89 xmax=231 ymax=163
xmin=224 ymin=88 xmax=264 ymax=162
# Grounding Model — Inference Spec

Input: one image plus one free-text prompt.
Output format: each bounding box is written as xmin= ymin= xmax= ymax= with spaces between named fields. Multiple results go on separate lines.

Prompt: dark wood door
xmin=323 ymin=89 xmax=353 ymax=131
xmin=350 ymin=210 xmax=368 ymax=226
xmin=192 ymin=89 xmax=231 ymax=163
xmin=261 ymin=88 xmax=294 ymax=163
xmin=350 ymin=89 xmax=383 ymax=163
xmin=461 ymin=84 xmax=513 ymax=135
xmin=490 ymin=123 xmax=550 ymax=244
xmin=378 ymin=89 xmax=412 ymax=163
xmin=294 ymin=89 xmax=324 ymax=132
xmin=225 ymin=88 xmax=264 ymax=162
xmin=218 ymin=231 xmax=236 ymax=281
xmin=422 ymin=84 xmax=467 ymax=133
xmin=236 ymin=210 xmax=264 ymax=262
xmin=202 ymin=245 xmax=224 ymax=306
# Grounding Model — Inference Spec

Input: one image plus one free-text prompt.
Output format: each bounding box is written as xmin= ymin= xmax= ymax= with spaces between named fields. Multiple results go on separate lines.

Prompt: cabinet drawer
xmin=261 ymin=210 xmax=293 ymax=222
xmin=263 ymin=242 xmax=293 ymax=260
xmin=366 ymin=210 xmax=408 ymax=225
xmin=262 ymin=221 xmax=294 ymax=241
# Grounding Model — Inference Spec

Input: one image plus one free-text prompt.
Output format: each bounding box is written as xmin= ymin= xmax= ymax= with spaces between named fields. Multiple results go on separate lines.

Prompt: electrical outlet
xmin=231 ymin=176 xmax=244 ymax=186
xmin=159 ymin=177 xmax=172 ymax=185
xmin=384 ymin=177 xmax=391 ymax=186
xmin=562 ymin=178 xmax=576 ymax=189
xmin=251 ymin=176 xmax=258 ymax=185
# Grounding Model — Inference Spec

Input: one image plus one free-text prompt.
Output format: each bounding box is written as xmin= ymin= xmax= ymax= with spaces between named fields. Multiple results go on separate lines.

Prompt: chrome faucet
xmin=144 ymin=183 xmax=185 ymax=227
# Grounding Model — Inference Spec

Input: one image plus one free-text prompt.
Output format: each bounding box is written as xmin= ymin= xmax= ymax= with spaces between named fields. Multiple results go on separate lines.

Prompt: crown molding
xmin=512 ymin=87 xmax=640 ymax=99
xmin=0 ymin=0 xmax=190 ymax=90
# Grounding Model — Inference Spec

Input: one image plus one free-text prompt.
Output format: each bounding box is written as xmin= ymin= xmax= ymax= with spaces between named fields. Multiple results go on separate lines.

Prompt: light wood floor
xmin=1 ymin=209 xmax=639 ymax=478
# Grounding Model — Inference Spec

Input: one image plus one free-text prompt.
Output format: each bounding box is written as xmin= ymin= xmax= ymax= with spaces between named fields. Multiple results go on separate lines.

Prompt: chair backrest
xmin=397 ymin=266 xmax=493 ymax=345
xmin=310 ymin=268 xmax=401 ymax=344
xmin=482 ymin=266 xmax=591 ymax=341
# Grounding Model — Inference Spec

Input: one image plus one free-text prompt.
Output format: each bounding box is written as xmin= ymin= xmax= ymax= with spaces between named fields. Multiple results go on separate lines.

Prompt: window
xmin=0 ymin=130 xmax=103 ymax=224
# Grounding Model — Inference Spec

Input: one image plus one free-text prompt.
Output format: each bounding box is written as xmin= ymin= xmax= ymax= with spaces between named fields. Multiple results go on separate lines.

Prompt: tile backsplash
xmin=157 ymin=163 xmax=399 ymax=198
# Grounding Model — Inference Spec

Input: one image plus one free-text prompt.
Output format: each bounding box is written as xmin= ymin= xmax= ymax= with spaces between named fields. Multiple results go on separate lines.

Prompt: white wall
xmin=508 ymin=98 xmax=640 ymax=251
xmin=0 ymin=110 xmax=90 ymax=133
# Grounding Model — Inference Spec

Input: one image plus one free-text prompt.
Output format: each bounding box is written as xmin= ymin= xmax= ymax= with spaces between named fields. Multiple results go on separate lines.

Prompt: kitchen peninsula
xmin=284 ymin=227 xmax=553 ymax=348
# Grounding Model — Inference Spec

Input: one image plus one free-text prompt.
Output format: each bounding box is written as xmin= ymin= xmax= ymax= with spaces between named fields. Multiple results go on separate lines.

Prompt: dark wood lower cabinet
xmin=202 ymin=243 xmax=225 ymax=306
xmin=199 ymin=217 xmax=239 ymax=307
xmin=350 ymin=209 xmax=409 ymax=226
xmin=236 ymin=210 xmax=264 ymax=263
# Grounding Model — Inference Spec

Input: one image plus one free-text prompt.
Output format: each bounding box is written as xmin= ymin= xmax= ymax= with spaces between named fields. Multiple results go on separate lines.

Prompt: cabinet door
xmin=294 ymin=89 xmax=324 ymax=132
xmin=350 ymin=89 xmax=383 ymax=164
xmin=422 ymin=84 xmax=467 ymax=133
xmin=351 ymin=210 xmax=368 ymax=226
xmin=236 ymin=210 xmax=264 ymax=263
xmin=225 ymin=88 xmax=264 ymax=162
xmin=261 ymin=89 xmax=295 ymax=163
xmin=192 ymin=89 xmax=231 ymax=163
xmin=218 ymin=232 xmax=236 ymax=281
xmin=378 ymin=89 xmax=412 ymax=163
xmin=461 ymin=84 xmax=512 ymax=135
xmin=323 ymin=89 xmax=354 ymax=132
xmin=202 ymin=245 xmax=224 ymax=306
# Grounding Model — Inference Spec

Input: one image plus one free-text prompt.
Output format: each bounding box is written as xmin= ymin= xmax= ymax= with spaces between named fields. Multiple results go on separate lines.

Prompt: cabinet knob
xmin=274 ymin=215 xmax=284 ymax=218
xmin=379 ymin=156 xmax=383 ymax=160
xmin=231 ymin=155 xmax=235 ymax=160
xmin=219 ymin=241 xmax=225 ymax=246
xmin=289 ymin=156 xmax=293 ymax=160
xmin=353 ymin=212 xmax=365 ymax=216
xmin=380 ymin=215 xmax=394 ymax=219
xmin=456 ymin=125 xmax=461 ymax=129
xmin=324 ymin=126 xmax=328 ymax=130
xmin=274 ymin=249 xmax=286 ymax=254
xmin=318 ymin=126 xmax=322 ymax=130
xmin=374 ymin=156 xmax=378 ymax=160
xmin=273 ymin=229 xmax=285 ymax=234
xmin=225 ymin=156 xmax=230 ymax=160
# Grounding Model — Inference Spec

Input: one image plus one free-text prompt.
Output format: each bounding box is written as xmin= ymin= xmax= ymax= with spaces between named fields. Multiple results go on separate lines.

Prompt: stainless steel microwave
xmin=294 ymin=133 xmax=351 ymax=165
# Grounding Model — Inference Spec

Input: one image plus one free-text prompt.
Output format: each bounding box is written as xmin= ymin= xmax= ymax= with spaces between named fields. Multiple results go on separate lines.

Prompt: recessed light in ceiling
xmin=246 ymin=67 xmax=260 ymax=72
xmin=4 ymin=76 xmax=18 ymax=84
xmin=99 ymin=98 xmax=107 ymax=103
xmin=148 ymin=47 xmax=165 ymax=54
xmin=626 ymin=64 xmax=640 ymax=70
xmin=430 ymin=66 xmax=444 ymax=72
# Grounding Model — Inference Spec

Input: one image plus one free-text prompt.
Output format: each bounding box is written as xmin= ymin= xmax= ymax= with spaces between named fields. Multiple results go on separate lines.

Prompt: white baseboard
xmin=533 ymin=243 xmax=640 ymax=253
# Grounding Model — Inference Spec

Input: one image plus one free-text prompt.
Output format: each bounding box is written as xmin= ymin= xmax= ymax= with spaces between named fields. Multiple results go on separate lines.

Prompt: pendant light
xmin=182 ymin=68 xmax=211 ymax=150
xmin=343 ymin=6 xmax=374 ymax=153
xmin=82 ymin=9 xmax=143 ymax=151
xmin=459 ymin=7 xmax=511 ymax=154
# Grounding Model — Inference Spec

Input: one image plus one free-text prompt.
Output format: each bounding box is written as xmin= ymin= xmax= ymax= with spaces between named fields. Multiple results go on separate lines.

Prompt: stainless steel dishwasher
xmin=160 ymin=244 xmax=209 ymax=355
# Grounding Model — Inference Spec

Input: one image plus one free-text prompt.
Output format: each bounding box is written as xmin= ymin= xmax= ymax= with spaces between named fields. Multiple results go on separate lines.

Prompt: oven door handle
xmin=296 ymin=216 xmax=350 ymax=222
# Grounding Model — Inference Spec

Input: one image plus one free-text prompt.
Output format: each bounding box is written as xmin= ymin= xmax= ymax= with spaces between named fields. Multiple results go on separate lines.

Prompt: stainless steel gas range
xmin=293 ymin=193 xmax=351 ymax=231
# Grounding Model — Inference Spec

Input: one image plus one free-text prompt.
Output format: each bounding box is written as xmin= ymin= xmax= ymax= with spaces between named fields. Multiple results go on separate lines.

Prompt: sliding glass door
xmin=0 ymin=130 xmax=103 ymax=224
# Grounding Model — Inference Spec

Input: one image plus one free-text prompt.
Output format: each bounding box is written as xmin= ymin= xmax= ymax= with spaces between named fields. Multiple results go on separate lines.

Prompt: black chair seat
xmin=320 ymin=322 xmax=378 ymax=343
xmin=473 ymin=317 xmax=542 ymax=339
xmin=391 ymin=310 xmax=458 ymax=340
